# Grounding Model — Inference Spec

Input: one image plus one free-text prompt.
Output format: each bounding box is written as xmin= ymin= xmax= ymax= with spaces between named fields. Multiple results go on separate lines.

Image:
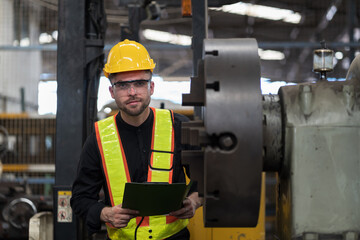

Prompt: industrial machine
xmin=0 ymin=182 xmax=52 ymax=240
xmin=182 ymin=38 xmax=360 ymax=239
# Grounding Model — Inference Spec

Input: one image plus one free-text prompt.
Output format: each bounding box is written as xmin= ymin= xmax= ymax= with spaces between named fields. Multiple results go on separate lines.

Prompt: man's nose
xmin=128 ymin=85 xmax=136 ymax=95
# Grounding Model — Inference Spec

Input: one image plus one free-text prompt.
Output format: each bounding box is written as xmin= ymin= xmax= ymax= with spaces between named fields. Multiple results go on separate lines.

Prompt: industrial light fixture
xmin=335 ymin=51 xmax=343 ymax=60
xmin=326 ymin=5 xmax=337 ymax=21
xmin=52 ymin=31 xmax=58 ymax=41
xmin=142 ymin=29 xmax=191 ymax=46
xmin=258 ymin=49 xmax=285 ymax=60
xmin=20 ymin=37 xmax=30 ymax=47
xmin=143 ymin=29 xmax=284 ymax=60
xmin=210 ymin=2 xmax=302 ymax=24
xmin=39 ymin=32 xmax=53 ymax=44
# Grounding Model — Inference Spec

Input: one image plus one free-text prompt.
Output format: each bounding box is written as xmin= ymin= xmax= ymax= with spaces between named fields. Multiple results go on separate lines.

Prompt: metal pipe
xmin=20 ymin=87 xmax=25 ymax=112
xmin=347 ymin=0 xmax=356 ymax=61
xmin=2 ymin=41 xmax=360 ymax=52
xmin=191 ymin=0 xmax=208 ymax=119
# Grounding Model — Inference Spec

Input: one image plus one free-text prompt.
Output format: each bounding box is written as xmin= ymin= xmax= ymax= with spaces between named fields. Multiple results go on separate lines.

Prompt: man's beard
xmin=118 ymin=96 xmax=151 ymax=117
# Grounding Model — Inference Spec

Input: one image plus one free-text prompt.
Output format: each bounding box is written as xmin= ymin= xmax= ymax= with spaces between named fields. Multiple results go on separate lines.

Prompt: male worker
xmin=71 ymin=39 xmax=202 ymax=240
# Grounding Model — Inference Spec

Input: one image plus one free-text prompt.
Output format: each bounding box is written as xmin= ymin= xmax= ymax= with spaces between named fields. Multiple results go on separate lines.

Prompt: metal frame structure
xmin=54 ymin=0 xmax=106 ymax=239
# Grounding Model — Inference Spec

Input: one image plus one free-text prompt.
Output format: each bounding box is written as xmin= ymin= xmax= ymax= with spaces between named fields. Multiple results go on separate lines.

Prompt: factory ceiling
xmin=102 ymin=0 xmax=359 ymax=83
xmin=33 ymin=0 xmax=359 ymax=83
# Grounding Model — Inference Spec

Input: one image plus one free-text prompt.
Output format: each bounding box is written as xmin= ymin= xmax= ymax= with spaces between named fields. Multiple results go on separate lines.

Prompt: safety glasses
xmin=112 ymin=79 xmax=151 ymax=92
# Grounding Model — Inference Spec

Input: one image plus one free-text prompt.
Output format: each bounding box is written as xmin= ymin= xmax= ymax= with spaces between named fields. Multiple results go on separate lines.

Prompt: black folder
xmin=122 ymin=182 xmax=192 ymax=216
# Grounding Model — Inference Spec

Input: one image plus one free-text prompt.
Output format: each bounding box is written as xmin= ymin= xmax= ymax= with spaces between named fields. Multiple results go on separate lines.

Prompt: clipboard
xmin=122 ymin=182 xmax=192 ymax=216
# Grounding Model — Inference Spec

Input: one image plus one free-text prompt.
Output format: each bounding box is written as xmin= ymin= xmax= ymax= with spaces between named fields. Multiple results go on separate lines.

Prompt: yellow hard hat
xmin=103 ymin=39 xmax=156 ymax=78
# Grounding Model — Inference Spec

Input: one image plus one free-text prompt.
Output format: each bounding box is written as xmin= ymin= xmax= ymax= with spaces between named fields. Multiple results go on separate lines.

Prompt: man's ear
xmin=150 ymin=81 xmax=154 ymax=96
xmin=109 ymin=86 xmax=115 ymax=99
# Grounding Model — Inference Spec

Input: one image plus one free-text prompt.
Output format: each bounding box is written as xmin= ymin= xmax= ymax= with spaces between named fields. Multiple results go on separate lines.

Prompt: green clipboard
xmin=122 ymin=182 xmax=192 ymax=216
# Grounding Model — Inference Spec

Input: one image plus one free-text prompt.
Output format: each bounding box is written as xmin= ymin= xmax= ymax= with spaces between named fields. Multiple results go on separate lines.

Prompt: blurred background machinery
xmin=0 ymin=116 xmax=53 ymax=239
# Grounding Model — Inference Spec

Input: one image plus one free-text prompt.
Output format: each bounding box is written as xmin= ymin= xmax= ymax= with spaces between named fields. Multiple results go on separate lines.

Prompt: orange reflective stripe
xmin=114 ymin=115 xmax=131 ymax=184
xmin=166 ymin=215 xmax=178 ymax=224
xmin=136 ymin=216 xmax=150 ymax=227
xmin=169 ymin=115 xmax=175 ymax=183
xmin=151 ymin=107 xmax=157 ymax=149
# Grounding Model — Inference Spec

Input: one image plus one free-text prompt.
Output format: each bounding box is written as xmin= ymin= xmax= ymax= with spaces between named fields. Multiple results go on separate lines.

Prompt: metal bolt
xmin=300 ymin=85 xmax=313 ymax=116
xmin=301 ymin=85 xmax=312 ymax=93
xmin=218 ymin=134 xmax=236 ymax=150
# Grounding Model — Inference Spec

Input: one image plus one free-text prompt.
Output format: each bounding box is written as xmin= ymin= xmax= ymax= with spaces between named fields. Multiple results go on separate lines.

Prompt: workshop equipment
xmin=182 ymin=38 xmax=360 ymax=239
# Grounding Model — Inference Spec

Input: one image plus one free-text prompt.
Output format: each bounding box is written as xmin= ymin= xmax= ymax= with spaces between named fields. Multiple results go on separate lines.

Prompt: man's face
xmin=109 ymin=70 xmax=154 ymax=117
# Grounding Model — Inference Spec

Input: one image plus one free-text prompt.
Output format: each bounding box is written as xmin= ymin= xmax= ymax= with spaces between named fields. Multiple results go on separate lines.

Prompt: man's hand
xmin=100 ymin=205 xmax=139 ymax=228
xmin=169 ymin=192 xmax=203 ymax=219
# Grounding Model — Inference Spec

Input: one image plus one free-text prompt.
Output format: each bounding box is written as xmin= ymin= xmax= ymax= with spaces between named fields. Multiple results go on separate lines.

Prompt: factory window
xmin=29 ymin=135 xmax=39 ymax=156
xmin=45 ymin=135 xmax=52 ymax=151
xmin=38 ymin=80 xmax=57 ymax=115
xmin=7 ymin=135 xmax=17 ymax=152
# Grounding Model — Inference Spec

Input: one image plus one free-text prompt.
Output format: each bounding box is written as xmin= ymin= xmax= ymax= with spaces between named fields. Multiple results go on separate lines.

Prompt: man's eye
xmin=134 ymin=81 xmax=146 ymax=87
xmin=115 ymin=82 xmax=127 ymax=88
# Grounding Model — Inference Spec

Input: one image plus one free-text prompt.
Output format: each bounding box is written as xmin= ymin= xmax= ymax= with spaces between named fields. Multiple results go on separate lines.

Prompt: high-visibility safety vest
xmin=95 ymin=107 xmax=189 ymax=240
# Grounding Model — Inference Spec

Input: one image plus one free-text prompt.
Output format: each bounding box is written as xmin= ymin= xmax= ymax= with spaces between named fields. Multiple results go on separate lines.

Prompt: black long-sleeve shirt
xmin=70 ymin=110 xmax=195 ymax=239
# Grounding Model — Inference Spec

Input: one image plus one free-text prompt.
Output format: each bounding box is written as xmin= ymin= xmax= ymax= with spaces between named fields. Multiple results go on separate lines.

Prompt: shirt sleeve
xmin=70 ymin=133 xmax=107 ymax=235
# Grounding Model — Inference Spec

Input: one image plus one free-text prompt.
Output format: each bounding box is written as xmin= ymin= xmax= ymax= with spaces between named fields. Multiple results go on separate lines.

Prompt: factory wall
xmin=0 ymin=0 xmax=41 ymax=114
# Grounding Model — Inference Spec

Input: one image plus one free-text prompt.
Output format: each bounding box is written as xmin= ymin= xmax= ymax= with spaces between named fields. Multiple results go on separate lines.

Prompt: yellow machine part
xmin=0 ymin=113 xmax=29 ymax=118
xmin=187 ymin=173 xmax=266 ymax=240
